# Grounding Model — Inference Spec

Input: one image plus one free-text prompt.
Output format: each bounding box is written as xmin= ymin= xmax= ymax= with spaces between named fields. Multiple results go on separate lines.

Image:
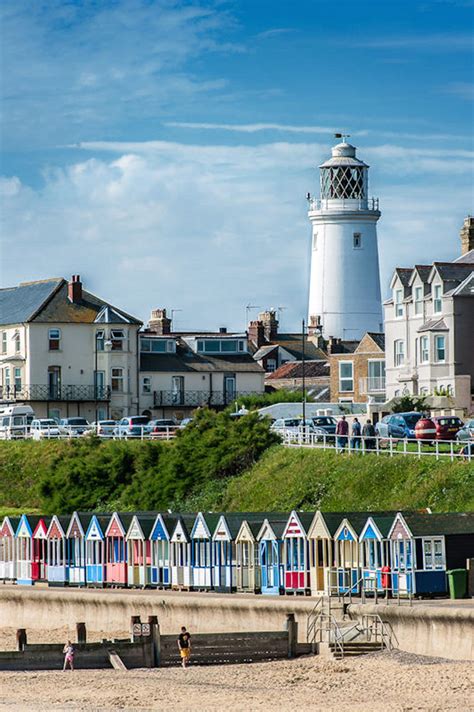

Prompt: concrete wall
xmin=349 ymin=602 xmax=474 ymax=661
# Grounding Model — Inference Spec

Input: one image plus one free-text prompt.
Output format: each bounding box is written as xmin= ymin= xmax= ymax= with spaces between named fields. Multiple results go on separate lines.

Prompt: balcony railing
xmin=359 ymin=377 xmax=386 ymax=394
xmin=153 ymin=390 xmax=260 ymax=408
xmin=307 ymin=197 xmax=379 ymax=212
xmin=0 ymin=385 xmax=111 ymax=402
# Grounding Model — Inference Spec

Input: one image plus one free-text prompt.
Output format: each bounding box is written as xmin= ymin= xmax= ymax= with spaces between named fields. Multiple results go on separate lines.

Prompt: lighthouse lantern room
xmin=307 ymin=139 xmax=383 ymax=340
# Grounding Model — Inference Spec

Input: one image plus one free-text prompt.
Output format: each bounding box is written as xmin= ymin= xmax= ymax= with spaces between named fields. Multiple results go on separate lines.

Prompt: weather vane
xmin=334 ymin=132 xmax=351 ymax=141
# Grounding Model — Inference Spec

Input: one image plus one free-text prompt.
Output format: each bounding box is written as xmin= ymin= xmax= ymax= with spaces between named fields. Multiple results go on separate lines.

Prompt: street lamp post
xmin=302 ymin=318 xmax=306 ymax=433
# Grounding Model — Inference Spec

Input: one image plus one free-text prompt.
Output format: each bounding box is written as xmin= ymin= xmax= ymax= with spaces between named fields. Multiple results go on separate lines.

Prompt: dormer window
xmin=111 ymin=329 xmax=125 ymax=351
xmin=140 ymin=338 xmax=175 ymax=353
xmin=394 ymin=289 xmax=404 ymax=318
xmin=433 ymin=285 xmax=442 ymax=313
xmin=196 ymin=339 xmax=246 ymax=354
xmin=414 ymin=286 xmax=423 ymax=315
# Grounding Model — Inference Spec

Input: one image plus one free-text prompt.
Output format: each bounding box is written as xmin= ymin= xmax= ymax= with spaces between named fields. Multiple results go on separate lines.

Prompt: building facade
xmin=307 ymin=139 xmax=383 ymax=340
xmin=328 ymin=332 xmax=386 ymax=404
xmin=0 ymin=276 xmax=142 ymax=421
xmin=384 ymin=219 xmax=474 ymax=412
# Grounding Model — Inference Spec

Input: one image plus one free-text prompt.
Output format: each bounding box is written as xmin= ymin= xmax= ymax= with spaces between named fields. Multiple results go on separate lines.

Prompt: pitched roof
xmin=253 ymin=344 xmax=279 ymax=360
xmin=417 ymin=318 xmax=449 ymax=333
xmin=394 ymin=268 xmax=413 ymax=287
xmin=141 ymin=340 xmax=263 ymax=374
xmin=365 ymin=332 xmax=385 ymax=350
xmin=0 ymin=279 xmax=63 ymax=326
xmin=273 ymin=334 xmax=327 ymax=361
xmin=266 ymin=360 xmax=329 ymax=381
xmin=409 ymin=265 xmax=432 ymax=285
xmin=451 ymin=271 xmax=474 ymax=296
xmin=453 ymin=249 xmax=474 ymax=264
xmin=430 ymin=262 xmax=473 ymax=284
xmin=403 ymin=512 xmax=474 ymax=537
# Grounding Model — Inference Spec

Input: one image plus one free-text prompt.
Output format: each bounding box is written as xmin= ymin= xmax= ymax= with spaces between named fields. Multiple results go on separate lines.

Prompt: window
xmin=312 ymin=232 xmax=318 ymax=250
xmin=414 ymin=286 xmax=423 ymax=315
xmin=1 ymin=332 xmax=6 ymax=354
xmin=435 ymin=335 xmax=446 ymax=362
xmin=367 ymin=360 xmax=385 ymax=391
xmin=140 ymin=339 xmax=175 ymax=353
xmin=13 ymin=332 xmax=21 ymax=353
xmin=196 ymin=339 xmax=245 ymax=354
xmin=420 ymin=335 xmax=429 ymax=364
xmin=394 ymin=340 xmax=405 ymax=366
xmin=111 ymin=368 xmax=124 ymax=392
xmin=353 ymin=232 xmax=362 ymax=249
xmin=96 ymin=330 xmax=105 ymax=351
xmin=433 ymin=284 xmax=442 ymax=313
xmin=48 ymin=328 xmax=61 ymax=351
xmin=394 ymin=289 xmax=404 ymax=318
xmin=4 ymin=368 xmax=10 ymax=390
xmin=142 ymin=377 xmax=151 ymax=394
xmin=266 ymin=358 xmax=277 ymax=373
xmin=111 ymin=329 xmax=125 ymax=351
xmin=423 ymin=538 xmax=444 ymax=570
xmin=14 ymin=368 xmax=21 ymax=391
xmin=339 ymin=361 xmax=354 ymax=392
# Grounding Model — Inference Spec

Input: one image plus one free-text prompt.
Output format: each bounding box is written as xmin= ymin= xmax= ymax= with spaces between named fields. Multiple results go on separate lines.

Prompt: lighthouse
xmin=307 ymin=138 xmax=383 ymax=340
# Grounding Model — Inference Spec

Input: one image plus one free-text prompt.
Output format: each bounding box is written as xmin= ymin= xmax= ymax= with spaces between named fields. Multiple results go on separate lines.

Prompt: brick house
xmin=329 ymin=332 xmax=385 ymax=404
xmin=265 ymin=360 xmax=330 ymax=400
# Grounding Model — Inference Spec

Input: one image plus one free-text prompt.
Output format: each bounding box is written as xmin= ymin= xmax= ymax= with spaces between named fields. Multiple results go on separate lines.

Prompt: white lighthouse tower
xmin=307 ymin=138 xmax=382 ymax=340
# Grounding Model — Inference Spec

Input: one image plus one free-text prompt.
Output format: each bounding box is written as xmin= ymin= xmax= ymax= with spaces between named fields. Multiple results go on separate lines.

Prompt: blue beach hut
xmin=256 ymin=517 xmax=287 ymax=595
xmin=191 ymin=512 xmax=220 ymax=590
xmin=359 ymin=515 xmax=394 ymax=594
xmin=85 ymin=515 xmax=108 ymax=586
xmin=149 ymin=513 xmax=174 ymax=587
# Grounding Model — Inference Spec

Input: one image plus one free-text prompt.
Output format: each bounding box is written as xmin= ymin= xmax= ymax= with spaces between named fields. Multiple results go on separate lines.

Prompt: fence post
xmin=389 ymin=437 xmax=393 ymax=457
xmin=286 ymin=613 xmax=297 ymax=659
xmin=131 ymin=615 xmax=141 ymax=643
xmin=76 ymin=622 xmax=87 ymax=645
xmin=17 ymin=628 xmax=27 ymax=651
xmin=148 ymin=615 xmax=160 ymax=667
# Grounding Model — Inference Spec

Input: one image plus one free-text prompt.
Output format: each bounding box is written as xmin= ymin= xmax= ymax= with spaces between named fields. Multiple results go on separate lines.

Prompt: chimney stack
xmin=327 ymin=336 xmax=342 ymax=354
xmin=258 ymin=310 xmax=279 ymax=342
xmin=149 ymin=308 xmax=171 ymax=335
xmin=460 ymin=216 xmax=474 ymax=255
xmin=68 ymin=275 xmax=82 ymax=303
xmin=248 ymin=320 xmax=265 ymax=348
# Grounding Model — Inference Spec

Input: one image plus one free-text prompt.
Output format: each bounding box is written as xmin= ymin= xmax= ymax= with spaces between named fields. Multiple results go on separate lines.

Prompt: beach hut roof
xmin=402 ymin=512 xmax=474 ymax=537
xmin=0 ymin=516 xmax=20 ymax=535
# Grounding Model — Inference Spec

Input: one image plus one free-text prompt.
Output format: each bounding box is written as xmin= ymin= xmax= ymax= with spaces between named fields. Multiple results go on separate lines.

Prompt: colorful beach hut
xmin=359 ymin=515 xmax=394 ymax=594
xmin=235 ymin=517 xmax=265 ymax=593
xmin=333 ymin=515 xmax=366 ymax=594
xmin=212 ymin=514 xmax=245 ymax=593
xmin=256 ymin=517 xmax=287 ymax=595
xmin=307 ymin=512 xmax=342 ymax=596
xmin=0 ymin=516 xmax=19 ymax=583
xmin=66 ymin=512 xmax=95 ymax=586
xmin=105 ymin=512 xmax=133 ymax=586
xmin=14 ymin=515 xmax=50 ymax=585
xmin=282 ymin=511 xmax=314 ymax=594
xmin=191 ymin=512 xmax=219 ymax=590
xmin=46 ymin=515 xmax=70 ymax=585
xmin=85 ymin=515 xmax=108 ymax=586
xmin=149 ymin=513 xmax=176 ymax=588
xmin=170 ymin=516 xmax=193 ymax=589
xmin=126 ymin=514 xmax=155 ymax=588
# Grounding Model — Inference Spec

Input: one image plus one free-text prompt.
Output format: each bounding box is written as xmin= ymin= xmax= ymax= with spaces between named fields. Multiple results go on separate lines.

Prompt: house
xmin=0 ymin=275 xmax=142 ymax=421
xmin=139 ymin=309 xmax=265 ymax=419
xmin=329 ymin=332 xmax=386 ymax=404
xmin=384 ymin=217 xmax=474 ymax=412
xmin=264 ymin=360 xmax=330 ymax=401
xmin=248 ymin=310 xmax=327 ymax=373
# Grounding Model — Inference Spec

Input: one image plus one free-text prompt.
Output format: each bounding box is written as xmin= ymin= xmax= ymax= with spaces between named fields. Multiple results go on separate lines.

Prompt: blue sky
xmin=1 ymin=0 xmax=473 ymax=330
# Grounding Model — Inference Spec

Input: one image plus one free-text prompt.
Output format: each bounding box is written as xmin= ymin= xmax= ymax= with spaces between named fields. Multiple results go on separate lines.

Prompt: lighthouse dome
xmin=332 ymin=142 xmax=356 ymax=158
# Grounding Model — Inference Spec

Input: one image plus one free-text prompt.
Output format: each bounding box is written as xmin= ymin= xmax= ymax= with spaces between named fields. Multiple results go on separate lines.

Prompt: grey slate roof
xmin=430 ymin=262 xmax=473 ymax=284
xmin=418 ymin=318 xmax=449 ymax=333
xmin=266 ymin=360 xmax=329 ymax=381
xmin=364 ymin=332 xmax=385 ymax=351
xmin=453 ymin=249 xmax=474 ymax=264
xmin=403 ymin=512 xmax=474 ymax=537
xmin=141 ymin=340 xmax=263 ymax=374
xmin=0 ymin=279 xmax=62 ymax=326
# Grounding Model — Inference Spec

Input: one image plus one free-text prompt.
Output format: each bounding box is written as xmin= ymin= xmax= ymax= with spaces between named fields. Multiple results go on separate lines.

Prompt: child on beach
xmin=63 ymin=640 xmax=75 ymax=671
xmin=177 ymin=626 xmax=191 ymax=669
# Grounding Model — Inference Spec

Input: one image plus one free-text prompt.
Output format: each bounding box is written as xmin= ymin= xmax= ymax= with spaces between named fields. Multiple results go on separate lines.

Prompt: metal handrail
xmin=360 ymin=613 xmax=393 ymax=651
xmin=313 ymin=612 xmax=345 ymax=658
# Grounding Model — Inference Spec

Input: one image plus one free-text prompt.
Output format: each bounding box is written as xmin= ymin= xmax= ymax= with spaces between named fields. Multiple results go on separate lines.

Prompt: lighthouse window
xmin=353 ymin=233 xmax=362 ymax=249
xmin=312 ymin=233 xmax=318 ymax=250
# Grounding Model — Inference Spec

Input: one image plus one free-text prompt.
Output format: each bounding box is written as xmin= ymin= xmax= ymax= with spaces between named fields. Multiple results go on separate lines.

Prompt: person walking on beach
xmin=336 ymin=415 xmax=349 ymax=452
xmin=351 ymin=417 xmax=361 ymax=451
xmin=177 ymin=626 xmax=191 ymax=669
xmin=362 ymin=419 xmax=376 ymax=451
xmin=63 ymin=640 xmax=75 ymax=671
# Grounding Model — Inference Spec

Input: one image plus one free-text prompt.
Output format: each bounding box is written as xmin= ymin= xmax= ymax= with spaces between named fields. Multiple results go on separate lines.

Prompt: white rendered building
xmin=307 ymin=140 xmax=383 ymax=340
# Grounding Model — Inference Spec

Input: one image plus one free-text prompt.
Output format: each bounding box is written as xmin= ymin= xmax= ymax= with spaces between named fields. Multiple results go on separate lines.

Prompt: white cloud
xmin=345 ymin=33 xmax=473 ymax=50
xmin=444 ymin=82 xmax=474 ymax=100
xmin=1 ymin=140 xmax=471 ymax=329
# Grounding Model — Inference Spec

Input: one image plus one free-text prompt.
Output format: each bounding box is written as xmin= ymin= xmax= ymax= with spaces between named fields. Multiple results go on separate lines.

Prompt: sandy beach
xmin=0 ymin=626 xmax=472 ymax=711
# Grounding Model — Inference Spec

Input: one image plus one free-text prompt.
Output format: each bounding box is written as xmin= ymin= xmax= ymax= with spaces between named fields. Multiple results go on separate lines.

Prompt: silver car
xmin=456 ymin=419 xmax=474 ymax=442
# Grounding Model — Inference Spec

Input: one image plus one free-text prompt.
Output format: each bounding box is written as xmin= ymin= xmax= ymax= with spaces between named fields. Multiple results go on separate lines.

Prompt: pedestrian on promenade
xmin=177 ymin=626 xmax=191 ymax=669
xmin=351 ymin=417 xmax=362 ymax=450
xmin=63 ymin=640 xmax=75 ymax=671
xmin=362 ymin=419 xmax=376 ymax=451
xmin=336 ymin=415 xmax=349 ymax=452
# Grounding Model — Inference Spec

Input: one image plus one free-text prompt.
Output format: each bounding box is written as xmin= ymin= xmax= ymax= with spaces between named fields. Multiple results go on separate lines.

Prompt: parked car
xmin=85 ymin=420 xmax=116 ymax=438
xmin=0 ymin=405 xmax=34 ymax=440
xmin=431 ymin=416 xmax=464 ymax=441
xmin=59 ymin=417 xmax=91 ymax=437
xmin=456 ymin=419 xmax=474 ymax=442
xmin=113 ymin=416 xmax=151 ymax=439
xmin=375 ymin=412 xmax=422 ymax=440
xmin=30 ymin=419 xmax=61 ymax=440
xmin=149 ymin=419 xmax=179 ymax=438
xmin=311 ymin=416 xmax=337 ymax=439
xmin=179 ymin=417 xmax=194 ymax=429
xmin=270 ymin=418 xmax=327 ymax=438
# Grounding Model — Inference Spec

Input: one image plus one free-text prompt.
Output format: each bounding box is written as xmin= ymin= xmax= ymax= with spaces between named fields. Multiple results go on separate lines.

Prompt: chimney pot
xmin=460 ymin=216 xmax=474 ymax=256
xmin=149 ymin=308 xmax=171 ymax=335
xmin=68 ymin=274 xmax=82 ymax=303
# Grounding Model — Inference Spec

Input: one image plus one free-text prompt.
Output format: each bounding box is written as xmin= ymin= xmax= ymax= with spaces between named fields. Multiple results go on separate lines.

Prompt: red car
xmin=432 ymin=416 xmax=464 ymax=441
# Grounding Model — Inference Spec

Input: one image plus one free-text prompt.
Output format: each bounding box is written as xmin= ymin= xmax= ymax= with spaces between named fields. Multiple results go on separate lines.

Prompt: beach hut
xmin=333 ymin=516 xmax=365 ymax=594
xmin=235 ymin=517 xmax=265 ymax=593
xmin=256 ymin=517 xmax=287 ymax=595
xmin=85 ymin=514 xmax=108 ymax=586
xmin=388 ymin=512 xmax=474 ymax=596
xmin=307 ymin=512 xmax=342 ymax=596
xmin=359 ymin=515 xmax=394 ymax=594
xmin=190 ymin=512 xmax=220 ymax=590
xmin=170 ymin=516 xmax=193 ymax=589
xmin=46 ymin=515 xmax=70 ymax=585
xmin=212 ymin=514 xmax=252 ymax=593
xmin=282 ymin=511 xmax=314 ymax=594
xmin=15 ymin=515 xmax=50 ymax=585
xmin=149 ymin=513 xmax=177 ymax=588
xmin=105 ymin=512 xmax=133 ymax=587
xmin=66 ymin=512 xmax=94 ymax=586
xmin=126 ymin=514 xmax=155 ymax=588
xmin=0 ymin=516 xmax=19 ymax=582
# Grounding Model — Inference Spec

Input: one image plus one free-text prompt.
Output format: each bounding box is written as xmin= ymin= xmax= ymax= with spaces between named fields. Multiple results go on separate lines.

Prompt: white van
xmin=0 ymin=405 xmax=35 ymax=440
